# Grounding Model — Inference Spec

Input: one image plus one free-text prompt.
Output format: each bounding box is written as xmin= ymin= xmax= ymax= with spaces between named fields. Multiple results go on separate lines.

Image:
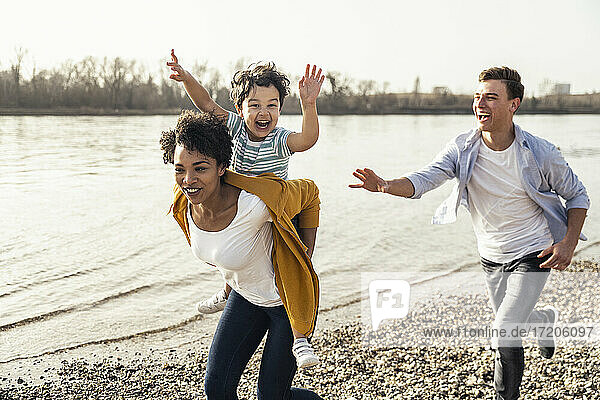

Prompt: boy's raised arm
xmin=287 ymin=64 xmax=325 ymax=153
xmin=167 ymin=49 xmax=228 ymax=119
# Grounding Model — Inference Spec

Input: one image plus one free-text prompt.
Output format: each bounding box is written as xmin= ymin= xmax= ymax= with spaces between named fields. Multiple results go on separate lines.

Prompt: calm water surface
xmin=1 ymin=114 xmax=599 ymax=362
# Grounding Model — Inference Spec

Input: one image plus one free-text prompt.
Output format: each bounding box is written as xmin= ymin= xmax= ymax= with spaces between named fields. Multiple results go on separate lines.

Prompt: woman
xmin=160 ymin=110 xmax=322 ymax=399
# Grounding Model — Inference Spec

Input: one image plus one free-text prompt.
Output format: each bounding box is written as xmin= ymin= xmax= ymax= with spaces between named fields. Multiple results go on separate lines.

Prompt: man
xmin=350 ymin=66 xmax=589 ymax=399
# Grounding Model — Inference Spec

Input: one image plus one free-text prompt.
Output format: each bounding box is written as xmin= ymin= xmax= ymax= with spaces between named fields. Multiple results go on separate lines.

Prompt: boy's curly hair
xmin=160 ymin=110 xmax=232 ymax=168
xmin=230 ymin=62 xmax=290 ymax=110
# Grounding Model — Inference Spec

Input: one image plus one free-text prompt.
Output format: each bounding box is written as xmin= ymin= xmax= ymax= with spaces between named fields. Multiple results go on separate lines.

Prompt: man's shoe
xmin=292 ymin=338 xmax=320 ymax=368
xmin=538 ymin=305 xmax=559 ymax=359
xmin=196 ymin=289 xmax=228 ymax=314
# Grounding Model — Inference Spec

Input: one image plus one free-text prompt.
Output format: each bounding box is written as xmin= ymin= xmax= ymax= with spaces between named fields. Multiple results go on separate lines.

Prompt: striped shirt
xmin=226 ymin=111 xmax=293 ymax=180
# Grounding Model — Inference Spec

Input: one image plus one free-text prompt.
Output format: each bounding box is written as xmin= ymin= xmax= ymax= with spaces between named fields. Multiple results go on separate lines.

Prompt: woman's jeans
xmin=204 ymin=290 xmax=322 ymax=400
xmin=481 ymin=252 xmax=551 ymax=400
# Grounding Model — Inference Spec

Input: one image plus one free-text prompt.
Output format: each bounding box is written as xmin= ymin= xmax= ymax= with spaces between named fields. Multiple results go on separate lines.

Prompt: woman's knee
xmin=204 ymin=372 xmax=237 ymax=400
xmin=257 ymin=385 xmax=288 ymax=400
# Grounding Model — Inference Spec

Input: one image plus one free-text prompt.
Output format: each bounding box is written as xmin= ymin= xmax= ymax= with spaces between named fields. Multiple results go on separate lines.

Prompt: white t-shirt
xmin=466 ymin=138 xmax=554 ymax=263
xmin=188 ymin=190 xmax=282 ymax=307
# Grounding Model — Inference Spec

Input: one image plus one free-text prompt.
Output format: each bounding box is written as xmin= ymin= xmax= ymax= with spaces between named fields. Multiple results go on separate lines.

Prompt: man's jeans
xmin=481 ymin=252 xmax=552 ymax=400
xmin=204 ymin=290 xmax=322 ymax=400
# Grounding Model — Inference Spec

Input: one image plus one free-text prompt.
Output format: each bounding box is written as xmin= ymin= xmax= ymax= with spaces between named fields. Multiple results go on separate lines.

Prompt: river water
xmin=1 ymin=114 xmax=599 ymax=362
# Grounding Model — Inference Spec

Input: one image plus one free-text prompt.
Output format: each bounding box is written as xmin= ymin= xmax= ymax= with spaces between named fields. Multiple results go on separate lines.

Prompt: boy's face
xmin=239 ymin=85 xmax=281 ymax=141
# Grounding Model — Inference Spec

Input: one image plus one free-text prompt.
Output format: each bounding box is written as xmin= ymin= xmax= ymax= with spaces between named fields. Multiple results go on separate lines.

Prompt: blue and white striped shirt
xmin=226 ymin=111 xmax=293 ymax=180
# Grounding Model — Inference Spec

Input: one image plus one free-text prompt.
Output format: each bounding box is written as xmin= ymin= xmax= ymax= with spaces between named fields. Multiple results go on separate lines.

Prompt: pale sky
xmin=2 ymin=0 xmax=600 ymax=95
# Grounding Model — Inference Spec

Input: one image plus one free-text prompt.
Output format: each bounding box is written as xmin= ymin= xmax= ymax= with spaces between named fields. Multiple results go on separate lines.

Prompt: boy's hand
xmin=287 ymin=64 xmax=324 ymax=152
xmin=298 ymin=64 xmax=324 ymax=106
xmin=167 ymin=49 xmax=190 ymax=82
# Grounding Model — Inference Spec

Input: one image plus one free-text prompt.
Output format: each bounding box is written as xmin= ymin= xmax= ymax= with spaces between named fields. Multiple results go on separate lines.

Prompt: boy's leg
xmin=290 ymin=326 xmax=319 ymax=368
xmin=289 ymin=213 xmax=319 ymax=368
xmin=292 ymin=213 xmax=317 ymax=259
xmin=291 ymin=213 xmax=301 ymax=232
xmin=205 ymin=290 xmax=269 ymax=400
xmin=257 ymin=305 xmax=323 ymax=400
xmin=197 ymin=284 xmax=229 ymax=314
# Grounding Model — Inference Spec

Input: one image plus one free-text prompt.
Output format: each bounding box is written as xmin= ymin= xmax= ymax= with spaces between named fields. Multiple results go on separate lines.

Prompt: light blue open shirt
xmin=406 ymin=124 xmax=590 ymax=244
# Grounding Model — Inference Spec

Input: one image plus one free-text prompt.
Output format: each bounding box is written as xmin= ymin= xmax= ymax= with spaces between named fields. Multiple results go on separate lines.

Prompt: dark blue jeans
xmin=481 ymin=252 xmax=551 ymax=400
xmin=204 ymin=290 xmax=322 ymax=400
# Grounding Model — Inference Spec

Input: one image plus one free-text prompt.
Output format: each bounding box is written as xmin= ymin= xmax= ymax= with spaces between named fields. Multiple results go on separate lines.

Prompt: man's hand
xmin=349 ymin=168 xmax=389 ymax=193
xmin=298 ymin=64 xmax=324 ymax=106
xmin=539 ymin=207 xmax=587 ymax=270
xmin=538 ymin=240 xmax=577 ymax=270
xmin=167 ymin=49 xmax=191 ymax=82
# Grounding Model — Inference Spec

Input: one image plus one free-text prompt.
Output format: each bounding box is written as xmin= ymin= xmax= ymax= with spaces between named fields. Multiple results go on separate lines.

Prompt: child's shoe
xmin=292 ymin=338 xmax=319 ymax=368
xmin=196 ymin=289 xmax=228 ymax=314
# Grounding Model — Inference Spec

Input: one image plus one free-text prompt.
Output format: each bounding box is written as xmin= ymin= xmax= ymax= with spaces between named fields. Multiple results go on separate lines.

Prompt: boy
xmin=167 ymin=50 xmax=324 ymax=368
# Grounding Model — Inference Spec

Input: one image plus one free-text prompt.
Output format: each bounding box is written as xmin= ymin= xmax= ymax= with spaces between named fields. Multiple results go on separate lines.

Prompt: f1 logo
xmin=369 ymin=280 xmax=410 ymax=330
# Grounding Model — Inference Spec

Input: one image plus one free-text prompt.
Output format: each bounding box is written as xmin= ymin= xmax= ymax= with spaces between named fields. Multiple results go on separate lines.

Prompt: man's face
xmin=472 ymin=80 xmax=520 ymax=133
xmin=239 ymin=84 xmax=281 ymax=141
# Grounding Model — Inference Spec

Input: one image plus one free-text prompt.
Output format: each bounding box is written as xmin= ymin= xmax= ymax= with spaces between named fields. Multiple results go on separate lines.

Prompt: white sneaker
xmin=196 ymin=289 xmax=228 ymax=314
xmin=292 ymin=338 xmax=319 ymax=368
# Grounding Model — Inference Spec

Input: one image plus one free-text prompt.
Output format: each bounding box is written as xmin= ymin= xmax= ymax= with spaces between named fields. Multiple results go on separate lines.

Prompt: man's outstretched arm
xmin=349 ymin=168 xmax=415 ymax=198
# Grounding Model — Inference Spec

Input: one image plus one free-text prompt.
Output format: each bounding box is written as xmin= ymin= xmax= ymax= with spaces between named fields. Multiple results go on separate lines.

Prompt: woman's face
xmin=173 ymin=145 xmax=225 ymax=205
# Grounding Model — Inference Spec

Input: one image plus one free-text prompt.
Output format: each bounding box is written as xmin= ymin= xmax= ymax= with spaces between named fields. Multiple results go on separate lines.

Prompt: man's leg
xmin=482 ymin=254 xmax=550 ymax=400
xmin=481 ymin=257 xmax=508 ymax=316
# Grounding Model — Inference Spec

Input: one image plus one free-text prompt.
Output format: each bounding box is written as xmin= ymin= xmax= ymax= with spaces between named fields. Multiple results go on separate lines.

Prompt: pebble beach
xmin=1 ymin=260 xmax=599 ymax=399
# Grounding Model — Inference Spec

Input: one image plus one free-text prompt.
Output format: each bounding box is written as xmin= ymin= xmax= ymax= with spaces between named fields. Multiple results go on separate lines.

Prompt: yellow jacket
xmin=170 ymin=170 xmax=320 ymax=336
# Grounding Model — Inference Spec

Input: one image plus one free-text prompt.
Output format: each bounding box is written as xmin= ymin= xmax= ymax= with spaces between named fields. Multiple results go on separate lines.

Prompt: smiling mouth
xmin=255 ymin=120 xmax=270 ymax=129
xmin=477 ymin=112 xmax=491 ymax=122
xmin=183 ymin=187 xmax=202 ymax=195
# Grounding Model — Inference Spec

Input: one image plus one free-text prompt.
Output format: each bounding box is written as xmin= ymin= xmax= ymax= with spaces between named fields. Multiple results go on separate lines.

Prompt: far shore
xmin=2 ymin=107 xmax=600 ymax=117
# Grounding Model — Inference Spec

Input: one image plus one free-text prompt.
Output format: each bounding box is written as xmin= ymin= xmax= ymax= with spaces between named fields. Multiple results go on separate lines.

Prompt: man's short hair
xmin=479 ymin=66 xmax=524 ymax=102
xmin=230 ymin=62 xmax=290 ymax=110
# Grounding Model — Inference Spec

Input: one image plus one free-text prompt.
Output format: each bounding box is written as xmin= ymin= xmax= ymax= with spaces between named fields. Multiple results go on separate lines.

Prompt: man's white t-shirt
xmin=466 ymin=138 xmax=554 ymax=263
xmin=188 ymin=190 xmax=282 ymax=307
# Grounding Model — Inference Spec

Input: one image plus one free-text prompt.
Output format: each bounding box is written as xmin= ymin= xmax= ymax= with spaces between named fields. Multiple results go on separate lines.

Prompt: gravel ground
xmin=1 ymin=260 xmax=598 ymax=399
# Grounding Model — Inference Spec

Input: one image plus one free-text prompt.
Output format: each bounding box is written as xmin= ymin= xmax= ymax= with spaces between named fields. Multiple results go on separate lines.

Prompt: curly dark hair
xmin=479 ymin=66 xmax=524 ymax=102
xmin=230 ymin=62 xmax=290 ymax=110
xmin=160 ymin=110 xmax=232 ymax=168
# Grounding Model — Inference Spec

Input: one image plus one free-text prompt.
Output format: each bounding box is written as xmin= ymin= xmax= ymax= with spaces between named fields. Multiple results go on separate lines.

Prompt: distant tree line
xmin=0 ymin=50 xmax=198 ymax=111
xmin=1 ymin=50 xmax=600 ymax=115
